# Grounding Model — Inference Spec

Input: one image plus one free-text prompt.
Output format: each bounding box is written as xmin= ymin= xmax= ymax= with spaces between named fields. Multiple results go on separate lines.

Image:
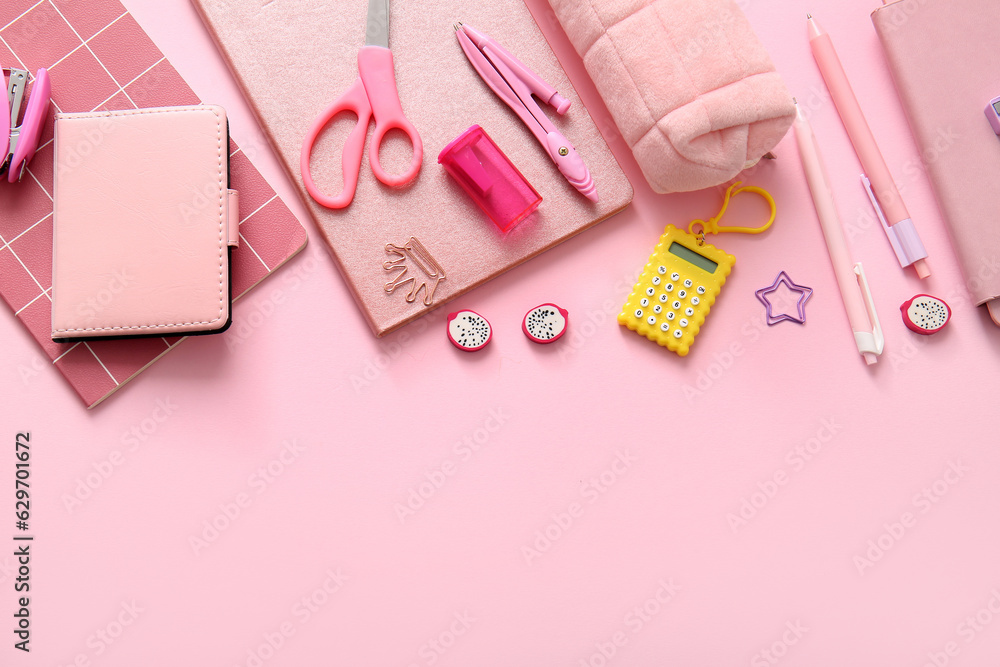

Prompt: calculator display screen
xmin=668 ymin=242 xmax=718 ymax=274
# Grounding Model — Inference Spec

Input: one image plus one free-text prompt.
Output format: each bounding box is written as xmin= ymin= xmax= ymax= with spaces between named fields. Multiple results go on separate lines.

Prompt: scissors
xmin=300 ymin=0 xmax=423 ymax=209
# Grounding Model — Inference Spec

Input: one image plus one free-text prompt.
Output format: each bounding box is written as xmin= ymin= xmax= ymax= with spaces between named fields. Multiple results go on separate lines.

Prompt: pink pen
xmin=794 ymin=101 xmax=884 ymax=365
xmin=455 ymin=23 xmax=597 ymax=202
xmin=808 ymin=15 xmax=930 ymax=279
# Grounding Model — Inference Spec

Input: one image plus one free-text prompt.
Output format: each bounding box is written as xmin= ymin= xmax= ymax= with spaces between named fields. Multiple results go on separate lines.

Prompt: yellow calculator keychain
xmin=618 ymin=182 xmax=776 ymax=356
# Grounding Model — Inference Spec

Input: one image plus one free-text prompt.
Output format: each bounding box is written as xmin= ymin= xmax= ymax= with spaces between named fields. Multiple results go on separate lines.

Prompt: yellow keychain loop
xmin=688 ymin=182 xmax=776 ymax=245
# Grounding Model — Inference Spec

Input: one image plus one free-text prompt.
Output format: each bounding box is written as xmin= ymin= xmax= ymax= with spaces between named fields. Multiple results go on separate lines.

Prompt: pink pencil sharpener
xmin=438 ymin=125 xmax=541 ymax=233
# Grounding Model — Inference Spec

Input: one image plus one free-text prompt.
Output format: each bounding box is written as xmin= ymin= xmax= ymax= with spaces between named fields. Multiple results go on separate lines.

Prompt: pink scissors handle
xmin=300 ymin=46 xmax=422 ymax=209
xmin=357 ymin=45 xmax=422 ymax=187
xmin=300 ymin=76 xmax=372 ymax=210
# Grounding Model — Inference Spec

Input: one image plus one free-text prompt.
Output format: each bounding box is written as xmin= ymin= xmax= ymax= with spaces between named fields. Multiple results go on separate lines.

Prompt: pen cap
xmin=438 ymin=125 xmax=541 ymax=233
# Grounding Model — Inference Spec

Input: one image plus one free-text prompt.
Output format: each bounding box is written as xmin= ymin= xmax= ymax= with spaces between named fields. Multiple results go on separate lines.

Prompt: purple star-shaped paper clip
xmin=755 ymin=271 xmax=813 ymax=325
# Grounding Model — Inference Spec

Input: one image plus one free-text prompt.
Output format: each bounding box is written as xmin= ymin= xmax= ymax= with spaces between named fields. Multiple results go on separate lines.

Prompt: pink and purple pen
xmin=455 ymin=23 xmax=598 ymax=202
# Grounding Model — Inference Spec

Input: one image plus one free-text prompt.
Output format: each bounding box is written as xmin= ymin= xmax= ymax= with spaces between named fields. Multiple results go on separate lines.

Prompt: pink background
xmin=3 ymin=0 xmax=1000 ymax=665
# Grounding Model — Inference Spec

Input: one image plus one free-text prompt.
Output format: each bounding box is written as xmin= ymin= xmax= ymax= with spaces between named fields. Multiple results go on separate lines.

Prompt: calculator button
xmin=634 ymin=309 xmax=643 ymax=319
xmin=683 ymin=279 xmax=693 ymax=288
xmin=665 ymin=283 xmax=674 ymax=293
xmin=679 ymin=318 xmax=689 ymax=327
xmin=673 ymin=329 xmax=683 ymax=339
xmin=640 ymin=298 xmax=650 ymax=307
xmin=647 ymin=315 xmax=657 ymax=325
xmin=671 ymin=272 xmax=680 ymax=281
xmin=672 ymin=300 xmax=681 ymax=309
xmin=660 ymin=322 xmax=670 ymax=332
xmin=677 ymin=289 xmax=687 ymax=298
xmin=696 ymin=285 xmax=706 ymax=295
xmin=691 ymin=296 xmax=700 ymax=306
xmin=653 ymin=304 xmax=662 ymax=314
xmin=658 ymin=266 xmax=667 ymax=275
xmin=658 ymin=294 xmax=668 ymax=303
xmin=666 ymin=311 xmax=675 ymax=321
xmin=645 ymin=287 xmax=655 ymax=296
xmin=652 ymin=276 xmax=661 ymax=286
xmin=685 ymin=307 xmax=694 ymax=317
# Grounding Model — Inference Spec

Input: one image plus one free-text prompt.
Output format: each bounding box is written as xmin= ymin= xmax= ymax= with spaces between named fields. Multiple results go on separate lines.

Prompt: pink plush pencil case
xmin=548 ymin=0 xmax=795 ymax=193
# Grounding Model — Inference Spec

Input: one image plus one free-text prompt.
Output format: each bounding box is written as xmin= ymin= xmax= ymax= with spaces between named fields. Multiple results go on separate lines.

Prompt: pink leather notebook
xmin=190 ymin=0 xmax=634 ymax=337
xmin=872 ymin=0 xmax=1000 ymax=324
xmin=52 ymin=106 xmax=238 ymax=341
xmin=0 ymin=0 xmax=308 ymax=407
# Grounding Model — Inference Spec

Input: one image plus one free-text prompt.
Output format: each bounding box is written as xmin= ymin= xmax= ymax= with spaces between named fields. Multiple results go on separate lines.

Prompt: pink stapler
xmin=2 ymin=67 xmax=51 ymax=183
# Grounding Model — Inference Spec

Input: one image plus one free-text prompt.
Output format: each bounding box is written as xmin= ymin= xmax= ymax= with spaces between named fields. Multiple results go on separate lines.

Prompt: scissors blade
xmin=365 ymin=0 xmax=390 ymax=48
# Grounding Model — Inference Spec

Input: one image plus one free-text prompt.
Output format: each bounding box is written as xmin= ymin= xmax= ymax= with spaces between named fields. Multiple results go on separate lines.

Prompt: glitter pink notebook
xmin=0 ymin=0 xmax=308 ymax=408
xmin=191 ymin=0 xmax=634 ymax=337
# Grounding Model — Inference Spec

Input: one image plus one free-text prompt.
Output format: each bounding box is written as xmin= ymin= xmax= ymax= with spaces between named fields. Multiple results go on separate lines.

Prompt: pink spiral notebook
xmin=191 ymin=0 xmax=634 ymax=337
xmin=872 ymin=0 xmax=1000 ymax=324
xmin=0 ymin=0 xmax=308 ymax=407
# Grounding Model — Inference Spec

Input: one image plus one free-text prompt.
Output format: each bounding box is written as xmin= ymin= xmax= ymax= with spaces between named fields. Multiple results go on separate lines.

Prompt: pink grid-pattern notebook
xmin=1 ymin=0 xmax=308 ymax=408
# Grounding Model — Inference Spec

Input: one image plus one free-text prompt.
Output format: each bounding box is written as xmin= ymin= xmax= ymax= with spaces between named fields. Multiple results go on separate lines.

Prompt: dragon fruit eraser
xmin=900 ymin=294 xmax=951 ymax=335
xmin=522 ymin=303 xmax=568 ymax=343
xmin=447 ymin=310 xmax=492 ymax=351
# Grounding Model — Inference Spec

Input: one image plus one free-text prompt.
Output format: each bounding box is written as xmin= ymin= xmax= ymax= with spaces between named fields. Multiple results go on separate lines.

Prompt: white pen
xmin=793 ymin=101 xmax=884 ymax=365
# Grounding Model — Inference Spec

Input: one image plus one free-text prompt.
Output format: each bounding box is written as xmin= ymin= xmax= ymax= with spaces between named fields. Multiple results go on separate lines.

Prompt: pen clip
xmin=861 ymin=174 xmax=927 ymax=268
xmin=852 ymin=262 xmax=884 ymax=356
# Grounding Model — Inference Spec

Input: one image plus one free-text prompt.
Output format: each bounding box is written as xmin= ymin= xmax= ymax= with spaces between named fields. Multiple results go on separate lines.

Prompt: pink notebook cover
xmin=0 ymin=0 xmax=308 ymax=408
xmin=872 ymin=0 xmax=1000 ymax=321
xmin=190 ymin=0 xmax=634 ymax=337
